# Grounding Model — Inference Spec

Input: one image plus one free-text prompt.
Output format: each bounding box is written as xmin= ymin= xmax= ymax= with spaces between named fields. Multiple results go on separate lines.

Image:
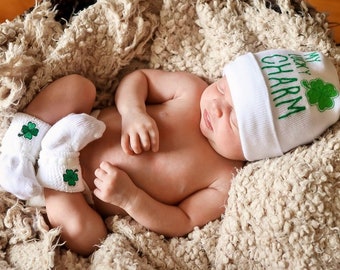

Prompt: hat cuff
xmin=223 ymin=53 xmax=283 ymax=161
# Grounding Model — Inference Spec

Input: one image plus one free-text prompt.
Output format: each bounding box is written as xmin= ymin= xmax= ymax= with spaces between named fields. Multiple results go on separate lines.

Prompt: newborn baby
xmin=0 ymin=49 xmax=339 ymax=255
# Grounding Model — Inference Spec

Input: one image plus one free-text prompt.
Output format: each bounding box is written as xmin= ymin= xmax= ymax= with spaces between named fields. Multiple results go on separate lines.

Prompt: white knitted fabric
xmin=223 ymin=49 xmax=340 ymax=161
xmin=0 ymin=113 xmax=51 ymax=199
xmin=37 ymin=113 xmax=106 ymax=193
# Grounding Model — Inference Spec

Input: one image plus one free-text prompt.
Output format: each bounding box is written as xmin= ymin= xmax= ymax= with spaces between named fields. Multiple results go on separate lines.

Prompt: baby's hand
xmin=93 ymin=161 xmax=137 ymax=208
xmin=121 ymin=111 xmax=159 ymax=155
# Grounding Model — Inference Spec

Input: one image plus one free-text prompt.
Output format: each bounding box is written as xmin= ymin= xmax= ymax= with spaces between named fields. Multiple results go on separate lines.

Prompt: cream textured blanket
xmin=0 ymin=0 xmax=339 ymax=269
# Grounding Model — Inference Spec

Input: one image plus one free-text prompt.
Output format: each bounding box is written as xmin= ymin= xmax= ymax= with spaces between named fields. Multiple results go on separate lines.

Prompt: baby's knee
xmin=64 ymin=74 xmax=96 ymax=105
xmin=44 ymin=190 xmax=107 ymax=255
xmin=63 ymin=214 xmax=107 ymax=255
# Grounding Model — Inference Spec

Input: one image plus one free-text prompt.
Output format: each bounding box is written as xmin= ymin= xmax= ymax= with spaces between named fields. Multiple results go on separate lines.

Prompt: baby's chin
xmin=212 ymin=144 xmax=246 ymax=161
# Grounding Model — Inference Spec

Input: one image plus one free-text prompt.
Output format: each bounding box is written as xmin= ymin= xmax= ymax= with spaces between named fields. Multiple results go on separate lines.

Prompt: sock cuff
xmin=37 ymin=151 xmax=85 ymax=193
xmin=1 ymin=113 xmax=51 ymax=154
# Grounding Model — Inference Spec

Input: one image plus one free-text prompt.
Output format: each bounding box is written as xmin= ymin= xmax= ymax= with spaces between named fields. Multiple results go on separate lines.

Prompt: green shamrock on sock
xmin=18 ymin=121 xmax=39 ymax=140
xmin=302 ymin=78 xmax=339 ymax=112
xmin=63 ymin=169 xmax=79 ymax=186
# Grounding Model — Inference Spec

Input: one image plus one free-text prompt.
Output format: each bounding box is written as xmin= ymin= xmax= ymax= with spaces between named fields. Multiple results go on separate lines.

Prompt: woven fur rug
xmin=0 ymin=0 xmax=339 ymax=269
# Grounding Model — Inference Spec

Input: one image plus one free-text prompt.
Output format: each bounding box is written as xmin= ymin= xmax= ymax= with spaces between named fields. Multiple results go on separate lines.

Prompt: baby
xmin=0 ymin=49 xmax=339 ymax=255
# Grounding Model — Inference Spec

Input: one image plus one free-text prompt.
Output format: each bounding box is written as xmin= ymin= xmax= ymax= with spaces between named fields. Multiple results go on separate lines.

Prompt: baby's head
xmin=200 ymin=49 xmax=340 ymax=161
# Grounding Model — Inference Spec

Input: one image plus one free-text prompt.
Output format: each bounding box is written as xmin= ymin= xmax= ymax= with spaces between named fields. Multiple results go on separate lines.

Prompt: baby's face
xmin=200 ymin=77 xmax=245 ymax=160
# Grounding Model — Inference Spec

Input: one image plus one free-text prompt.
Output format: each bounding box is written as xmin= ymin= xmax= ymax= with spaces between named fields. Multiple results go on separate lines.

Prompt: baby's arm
xmin=93 ymin=162 xmax=228 ymax=236
xmin=115 ymin=69 xmax=207 ymax=155
xmin=115 ymin=70 xmax=159 ymax=154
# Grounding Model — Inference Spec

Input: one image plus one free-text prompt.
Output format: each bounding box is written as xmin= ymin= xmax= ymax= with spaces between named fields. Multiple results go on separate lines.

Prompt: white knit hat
xmin=223 ymin=49 xmax=340 ymax=161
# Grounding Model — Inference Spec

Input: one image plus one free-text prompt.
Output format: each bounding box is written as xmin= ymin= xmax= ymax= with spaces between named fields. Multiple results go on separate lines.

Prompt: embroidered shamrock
xmin=18 ymin=121 xmax=39 ymax=140
xmin=63 ymin=169 xmax=79 ymax=186
xmin=302 ymin=78 xmax=339 ymax=112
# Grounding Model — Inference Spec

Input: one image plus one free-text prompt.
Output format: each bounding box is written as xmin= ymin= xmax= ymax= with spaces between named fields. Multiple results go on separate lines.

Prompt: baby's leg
xmin=30 ymin=75 xmax=106 ymax=254
xmin=28 ymin=75 xmax=106 ymax=253
xmin=44 ymin=189 xmax=107 ymax=256
xmin=0 ymin=74 xmax=96 ymax=199
xmin=24 ymin=74 xmax=96 ymax=123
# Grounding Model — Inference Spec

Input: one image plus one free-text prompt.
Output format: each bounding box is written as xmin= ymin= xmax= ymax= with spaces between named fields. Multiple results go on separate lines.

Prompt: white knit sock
xmin=37 ymin=113 xmax=106 ymax=192
xmin=0 ymin=113 xmax=51 ymax=200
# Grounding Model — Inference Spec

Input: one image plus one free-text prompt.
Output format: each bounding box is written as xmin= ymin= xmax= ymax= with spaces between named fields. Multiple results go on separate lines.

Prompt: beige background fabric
xmin=0 ymin=0 xmax=339 ymax=268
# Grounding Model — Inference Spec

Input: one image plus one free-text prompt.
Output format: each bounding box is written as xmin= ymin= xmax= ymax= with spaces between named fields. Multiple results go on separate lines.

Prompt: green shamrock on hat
xmin=63 ymin=169 xmax=79 ymax=186
xmin=302 ymin=78 xmax=339 ymax=112
xmin=18 ymin=121 xmax=39 ymax=140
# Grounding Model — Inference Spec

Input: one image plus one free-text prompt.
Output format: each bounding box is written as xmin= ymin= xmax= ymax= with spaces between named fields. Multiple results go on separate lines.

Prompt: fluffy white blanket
xmin=0 ymin=0 xmax=339 ymax=268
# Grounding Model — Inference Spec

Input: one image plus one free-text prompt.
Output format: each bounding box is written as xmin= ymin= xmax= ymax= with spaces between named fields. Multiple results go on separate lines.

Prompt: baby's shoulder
xmin=172 ymin=72 xmax=208 ymax=99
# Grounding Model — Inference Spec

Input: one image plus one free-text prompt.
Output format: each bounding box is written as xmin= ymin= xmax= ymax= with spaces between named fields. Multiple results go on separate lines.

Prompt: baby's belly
xmin=80 ymin=108 xmax=127 ymax=190
xmin=79 ymin=107 xmax=210 ymax=205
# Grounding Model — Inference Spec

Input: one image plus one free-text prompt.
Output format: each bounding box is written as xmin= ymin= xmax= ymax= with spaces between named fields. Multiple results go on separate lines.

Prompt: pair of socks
xmin=0 ymin=113 xmax=106 ymax=200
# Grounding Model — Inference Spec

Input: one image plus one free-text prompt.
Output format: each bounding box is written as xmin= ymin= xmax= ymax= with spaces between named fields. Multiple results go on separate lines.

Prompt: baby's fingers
xmin=129 ymin=132 xmax=143 ymax=154
xmin=121 ymin=133 xmax=135 ymax=155
xmin=149 ymin=128 xmax=159 ymax=152
xmin=137 ymin=126 xmax=160 ymax=153
xmin=139 ymin=129 xmax=153 ymax=152
xmin=122 ymin=132 xmax=144 ymax=155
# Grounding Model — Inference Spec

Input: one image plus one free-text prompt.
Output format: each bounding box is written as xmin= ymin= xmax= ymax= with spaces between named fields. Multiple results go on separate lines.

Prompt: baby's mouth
xmin=203 ymin=109 xmax=213 ymax=131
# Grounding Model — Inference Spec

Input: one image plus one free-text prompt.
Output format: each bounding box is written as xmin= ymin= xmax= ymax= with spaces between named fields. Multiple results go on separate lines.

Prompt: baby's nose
xmin=211 ymin=99 xmax=223 ymax=118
